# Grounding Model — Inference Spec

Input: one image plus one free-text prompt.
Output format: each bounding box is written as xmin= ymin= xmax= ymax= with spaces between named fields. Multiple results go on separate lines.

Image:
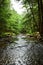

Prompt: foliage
xmin=17 ymin=0 xmax=39 ymax=34
xmin=0 ymin=0 xmax=10 ymax=34
xmin=0 ymin=0 xmax=43 ymax=37
xmin=8 ymin=10 xmax=22 ymax=34
xmin=0 ymin=0 xmax=22 ymax=35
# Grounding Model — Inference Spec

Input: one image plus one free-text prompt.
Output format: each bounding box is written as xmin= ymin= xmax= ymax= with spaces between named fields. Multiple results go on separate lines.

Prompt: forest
xmin=0 ymin=0 xmax=43 ymax=65
xmin=0 ymin=0 xmax=43 ymax=39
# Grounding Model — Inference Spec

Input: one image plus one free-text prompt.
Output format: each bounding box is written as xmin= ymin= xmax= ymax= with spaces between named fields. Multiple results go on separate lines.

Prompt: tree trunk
xmin=38 ymin=0 xmax=43 ymax=38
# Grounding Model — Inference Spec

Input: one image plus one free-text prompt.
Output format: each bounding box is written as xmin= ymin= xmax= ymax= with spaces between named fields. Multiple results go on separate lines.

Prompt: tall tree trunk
xmin=38 ymin=0 xmax=43 ymax=38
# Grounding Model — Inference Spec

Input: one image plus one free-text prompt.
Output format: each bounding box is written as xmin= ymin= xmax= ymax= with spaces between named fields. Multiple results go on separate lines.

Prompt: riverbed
xmin=0 ymin=34 xmax=43 ymax=65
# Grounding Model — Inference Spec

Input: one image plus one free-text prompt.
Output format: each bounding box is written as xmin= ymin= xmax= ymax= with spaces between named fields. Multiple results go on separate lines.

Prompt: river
xmin=0 ymin=34 xmax=43 ymax=65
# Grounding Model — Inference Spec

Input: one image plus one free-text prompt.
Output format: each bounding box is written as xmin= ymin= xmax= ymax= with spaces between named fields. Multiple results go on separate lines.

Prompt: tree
xmin=8 ymin=9 xmax=22 ymax=34
xmin=18 ymin=0 xmax=39 ymax=34
xmin=16 ymin=0 xmax=43 ymax=38
xmin=38 ymin=0 xmax=43 ymax=37
xmin=0 ymin=0 xmax=10 ymax=34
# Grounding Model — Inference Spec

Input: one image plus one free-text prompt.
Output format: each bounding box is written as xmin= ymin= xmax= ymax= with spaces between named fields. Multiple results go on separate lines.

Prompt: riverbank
xmin=0 ymin=32 xmax=43 ymax=48
xmin=0 ymin=34 xmax=43 ymax=65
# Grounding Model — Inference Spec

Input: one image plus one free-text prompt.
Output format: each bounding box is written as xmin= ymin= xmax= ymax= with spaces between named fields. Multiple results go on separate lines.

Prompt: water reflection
xmin=0 ymin=34 xmax=43 ymax=65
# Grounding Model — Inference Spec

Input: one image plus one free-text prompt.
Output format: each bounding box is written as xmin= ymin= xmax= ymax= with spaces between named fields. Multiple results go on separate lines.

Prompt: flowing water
xmin=0 ymin=34 xmax=43 ymax=65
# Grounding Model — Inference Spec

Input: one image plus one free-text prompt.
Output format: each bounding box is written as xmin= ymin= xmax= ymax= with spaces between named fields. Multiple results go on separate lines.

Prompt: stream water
xmin=0 ymin=34 xmax=43 ymax=65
